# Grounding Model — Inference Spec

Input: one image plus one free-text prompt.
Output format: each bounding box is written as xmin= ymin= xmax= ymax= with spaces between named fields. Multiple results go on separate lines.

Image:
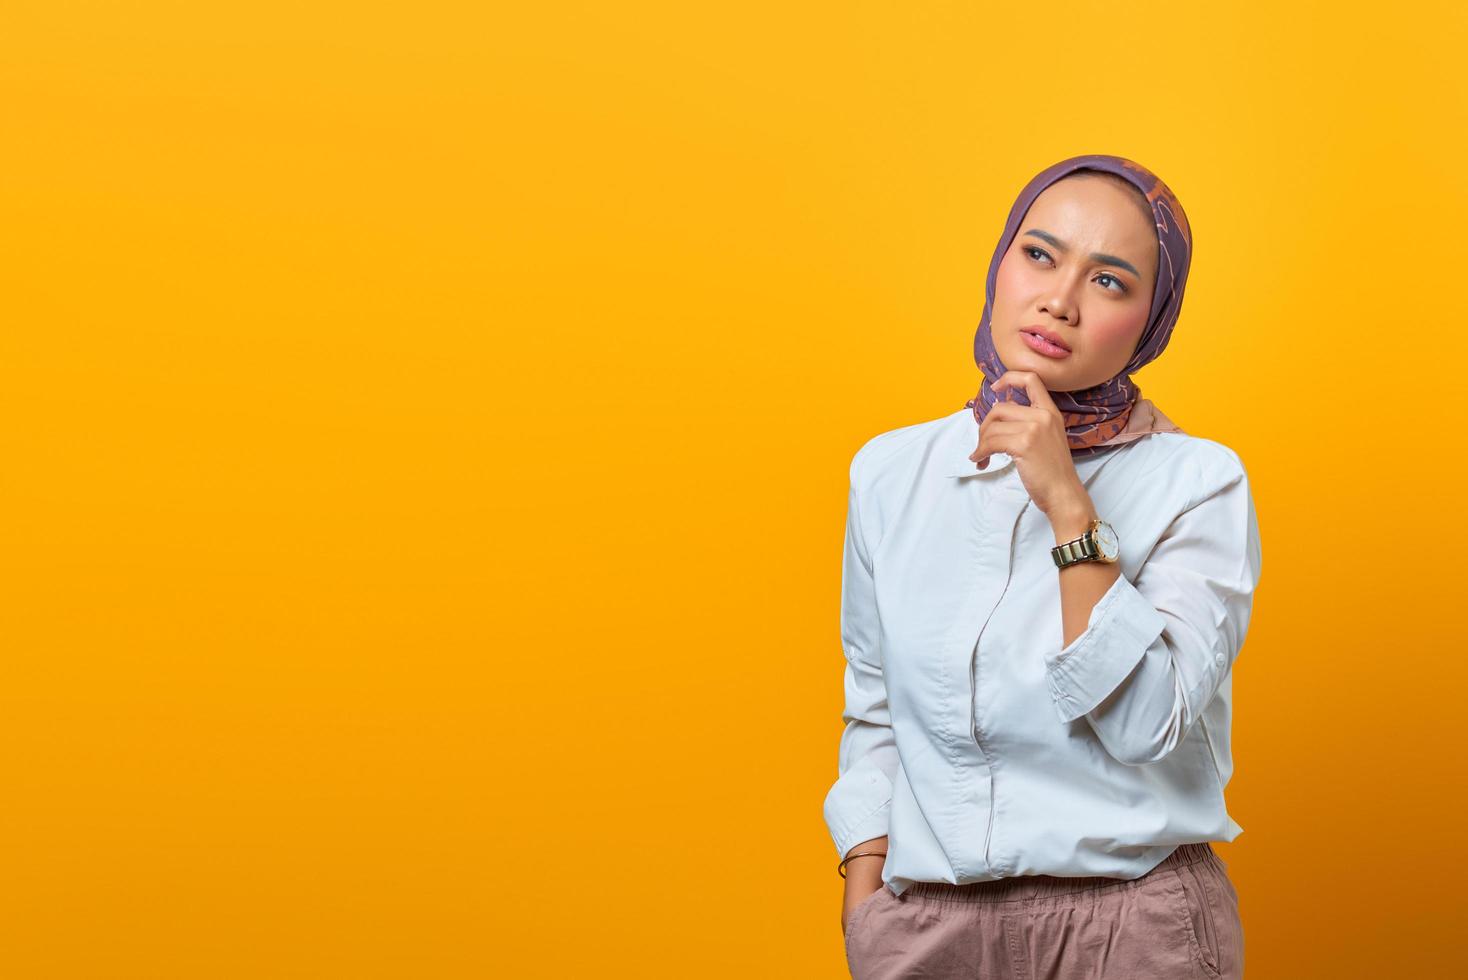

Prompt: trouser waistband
xmin=900 ymin=842 xmax=1219 ymax=905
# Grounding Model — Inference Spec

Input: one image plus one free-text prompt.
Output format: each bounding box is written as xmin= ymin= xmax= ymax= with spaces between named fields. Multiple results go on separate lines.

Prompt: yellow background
xmin=2 ymin=2 xmax=1463 ymax=976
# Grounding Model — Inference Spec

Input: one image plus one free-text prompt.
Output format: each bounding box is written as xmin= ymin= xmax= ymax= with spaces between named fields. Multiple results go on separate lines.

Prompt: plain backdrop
xmin=1 ymin=2 xmax=1463 ymax=977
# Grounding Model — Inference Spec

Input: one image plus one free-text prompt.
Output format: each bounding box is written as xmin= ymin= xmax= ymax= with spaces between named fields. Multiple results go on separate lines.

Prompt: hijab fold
xmin=965 ymin=155 xmax=1193 ymax=458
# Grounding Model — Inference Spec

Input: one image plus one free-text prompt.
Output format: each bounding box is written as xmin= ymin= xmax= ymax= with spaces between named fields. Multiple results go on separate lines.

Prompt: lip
xmin=1019 ymin=326 xmax=1072 ymax=358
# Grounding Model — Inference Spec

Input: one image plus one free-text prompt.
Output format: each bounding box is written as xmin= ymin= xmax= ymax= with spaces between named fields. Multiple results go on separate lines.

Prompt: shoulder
xmin=848 ymin=407 xmax=968 ymax=491
xmin=1118 ymin=431 xmax=1252 ymax=509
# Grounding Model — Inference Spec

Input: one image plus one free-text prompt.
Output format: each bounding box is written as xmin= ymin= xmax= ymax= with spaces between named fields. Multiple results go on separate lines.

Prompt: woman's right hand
xmin=840 ymin=837 xmax=889 ymax=935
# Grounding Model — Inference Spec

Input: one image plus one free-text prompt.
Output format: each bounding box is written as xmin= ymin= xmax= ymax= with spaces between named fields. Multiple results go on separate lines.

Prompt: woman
xmin=823 ymin=154 xmax=1260 ymax=979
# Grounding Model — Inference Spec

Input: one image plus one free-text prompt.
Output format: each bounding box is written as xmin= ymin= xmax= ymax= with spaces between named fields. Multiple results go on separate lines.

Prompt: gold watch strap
xmin=1051 ymin=519 xmax=1101 ymax=569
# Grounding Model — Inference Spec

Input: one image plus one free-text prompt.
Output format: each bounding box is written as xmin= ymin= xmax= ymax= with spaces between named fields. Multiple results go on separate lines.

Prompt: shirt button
xmin=1215 ymin=653 xmax=1225 ymax=667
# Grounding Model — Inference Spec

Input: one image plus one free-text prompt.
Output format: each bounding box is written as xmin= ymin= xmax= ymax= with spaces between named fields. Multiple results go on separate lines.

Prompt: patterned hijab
xmin=965 ymin=154 xmax=1192 ymax=458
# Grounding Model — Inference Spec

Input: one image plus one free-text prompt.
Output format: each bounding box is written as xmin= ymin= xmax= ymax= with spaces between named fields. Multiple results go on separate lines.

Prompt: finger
xmin=984 ymin=399 xmax=1019 ymax=421
xmin=973 ymin=420 xmax=1026 ymax=453
xmin=992 ymin=371 xmax=1051 ymax=410
xmin=969 ymin=420 xmax=1025 ymax=466
xmin=986 ymin=393 xmax=1044 ymax=426
xmin=993 ymin=371 xmax=1058 ymax=413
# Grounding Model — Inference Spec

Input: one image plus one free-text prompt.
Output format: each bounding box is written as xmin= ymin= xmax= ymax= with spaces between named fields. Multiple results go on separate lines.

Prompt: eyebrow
xmin=1022 ymin=229 xmax=1142 ymax=279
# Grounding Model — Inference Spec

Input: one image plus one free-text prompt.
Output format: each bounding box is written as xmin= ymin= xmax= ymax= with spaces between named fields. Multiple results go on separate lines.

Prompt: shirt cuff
xmin=1044 ymin=571 xmax=1168 ymax=724
xmin=824 ymin=769 xmax=893 ymax=859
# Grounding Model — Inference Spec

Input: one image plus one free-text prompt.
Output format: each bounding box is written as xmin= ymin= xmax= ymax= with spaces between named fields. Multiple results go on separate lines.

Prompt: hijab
xmin=965 ymin=154 xmax=1192 ymax=458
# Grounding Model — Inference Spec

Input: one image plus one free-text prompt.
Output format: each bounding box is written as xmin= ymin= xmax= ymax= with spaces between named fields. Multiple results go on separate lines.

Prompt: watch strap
xmin=1051 ymin=519 xmax=1101 ymax=569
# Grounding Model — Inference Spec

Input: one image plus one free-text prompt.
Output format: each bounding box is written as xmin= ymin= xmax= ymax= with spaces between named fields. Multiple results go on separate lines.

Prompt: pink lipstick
xmin=1020 ymin=330 xmax=1072 ymax=359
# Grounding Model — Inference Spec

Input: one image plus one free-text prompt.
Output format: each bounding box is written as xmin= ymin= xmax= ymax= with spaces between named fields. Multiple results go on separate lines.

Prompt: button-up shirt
xmin=822 ymin=407 xmax=1262 ymax=897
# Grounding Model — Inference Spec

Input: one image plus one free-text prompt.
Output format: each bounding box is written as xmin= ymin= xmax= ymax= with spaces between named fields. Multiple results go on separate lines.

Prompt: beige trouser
xmin=843 ymin=842 xmax=1242 ymax=979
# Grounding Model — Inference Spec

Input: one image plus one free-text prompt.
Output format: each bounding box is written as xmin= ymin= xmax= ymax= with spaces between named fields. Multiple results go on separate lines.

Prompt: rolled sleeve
xmin=823 ymin=654 xmax=898 ymax=858
xmin=1045 ymin=572 xmax=1168 ymax=723
xmin=822 ymin=458 xmax=899 ymax=858
xmin=1043 ymin=451 xmax=1262 ymax=766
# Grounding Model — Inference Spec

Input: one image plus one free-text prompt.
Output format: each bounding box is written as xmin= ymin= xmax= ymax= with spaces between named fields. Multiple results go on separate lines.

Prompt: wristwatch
xmin=1051 ymin=518 xmax=1120 ymax=569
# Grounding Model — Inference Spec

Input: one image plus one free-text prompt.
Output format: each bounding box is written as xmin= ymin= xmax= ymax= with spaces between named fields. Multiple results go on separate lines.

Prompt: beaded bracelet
xmin=837 ymin=850 xmax=888 ymax=878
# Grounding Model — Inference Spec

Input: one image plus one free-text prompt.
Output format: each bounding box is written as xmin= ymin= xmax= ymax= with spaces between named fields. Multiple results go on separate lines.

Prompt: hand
xmin=840 ymin=839 xmax=887 ymax=936
xmin=841 ymin=879 xmax=885 ymax=937
xmin=968 ymin=370 xmax=1090 ymax=519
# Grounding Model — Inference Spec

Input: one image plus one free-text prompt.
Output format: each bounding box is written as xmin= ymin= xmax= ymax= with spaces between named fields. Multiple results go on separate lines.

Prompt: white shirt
xmin=822 ymin=406 xmax=1262 ymax=897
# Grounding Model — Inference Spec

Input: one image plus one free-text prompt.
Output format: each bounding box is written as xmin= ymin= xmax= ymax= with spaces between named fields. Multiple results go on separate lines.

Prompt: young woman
xmin=823 ymin=154 xmax=1260 ymax=980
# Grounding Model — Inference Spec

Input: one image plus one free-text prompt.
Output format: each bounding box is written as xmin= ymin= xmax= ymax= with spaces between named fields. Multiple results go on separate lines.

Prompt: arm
xmin=822 ymin=459 xmax=899 ymax=863
xmin=1050 ymin=502 xmax=1123 ymax=650
xmin=1042 ymin=454 xmax=1262 ymax=766
xmin=840 ymin=834 xmax=888 ymax=934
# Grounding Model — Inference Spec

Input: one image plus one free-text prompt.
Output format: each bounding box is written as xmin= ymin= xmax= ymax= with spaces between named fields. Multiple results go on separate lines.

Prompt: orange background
xmin=2 ymin=2 xmax=1463 ymax=977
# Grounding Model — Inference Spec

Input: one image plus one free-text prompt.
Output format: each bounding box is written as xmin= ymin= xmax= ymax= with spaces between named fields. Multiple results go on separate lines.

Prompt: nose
xmin=1038 ymin=302 xmax=1073 ymax=324
xmin=1038 ymin=283 xmax=1078 ymax=323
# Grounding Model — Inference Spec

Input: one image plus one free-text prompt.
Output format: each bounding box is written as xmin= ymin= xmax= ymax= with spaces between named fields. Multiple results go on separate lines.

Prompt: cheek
xmin=1085 ymin=307 xmax=1149 ymax=361
xmin=993 ymin=253 xmax=1029 ymax=310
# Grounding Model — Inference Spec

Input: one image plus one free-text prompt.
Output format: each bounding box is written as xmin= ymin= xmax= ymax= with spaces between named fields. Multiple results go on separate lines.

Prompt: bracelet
xmin=837 ymin=851 xmax=888 ymax=878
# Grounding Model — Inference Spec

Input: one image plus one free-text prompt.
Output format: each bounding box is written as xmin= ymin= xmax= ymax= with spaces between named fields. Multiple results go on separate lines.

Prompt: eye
xmin=1024 ymin=245 xmax=1129 ymax=295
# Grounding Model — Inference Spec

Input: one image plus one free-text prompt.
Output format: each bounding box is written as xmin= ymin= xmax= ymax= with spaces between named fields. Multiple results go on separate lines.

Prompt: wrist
xmin=1049 ymin=498 xmax=1098 ymax=542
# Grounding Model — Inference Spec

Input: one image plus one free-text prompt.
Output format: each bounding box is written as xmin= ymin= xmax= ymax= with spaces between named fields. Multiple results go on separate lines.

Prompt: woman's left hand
xmin=969 ymin=370 xmax=1091 ymax=520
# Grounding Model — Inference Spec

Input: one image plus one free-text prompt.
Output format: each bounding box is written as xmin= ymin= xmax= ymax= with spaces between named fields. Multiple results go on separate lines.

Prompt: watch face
xmin=1094 ymin=521 xmax=1120 ymax=561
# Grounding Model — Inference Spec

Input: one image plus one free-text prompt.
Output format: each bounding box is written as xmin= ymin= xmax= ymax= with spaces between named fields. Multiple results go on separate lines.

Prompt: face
xmin=990 ymin=175 xmax=1159 ymax=392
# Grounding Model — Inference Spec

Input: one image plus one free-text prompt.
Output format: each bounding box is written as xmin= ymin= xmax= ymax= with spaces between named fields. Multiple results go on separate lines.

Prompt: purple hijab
xmin=965 ymin=154 xmax=1193 ymax=459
